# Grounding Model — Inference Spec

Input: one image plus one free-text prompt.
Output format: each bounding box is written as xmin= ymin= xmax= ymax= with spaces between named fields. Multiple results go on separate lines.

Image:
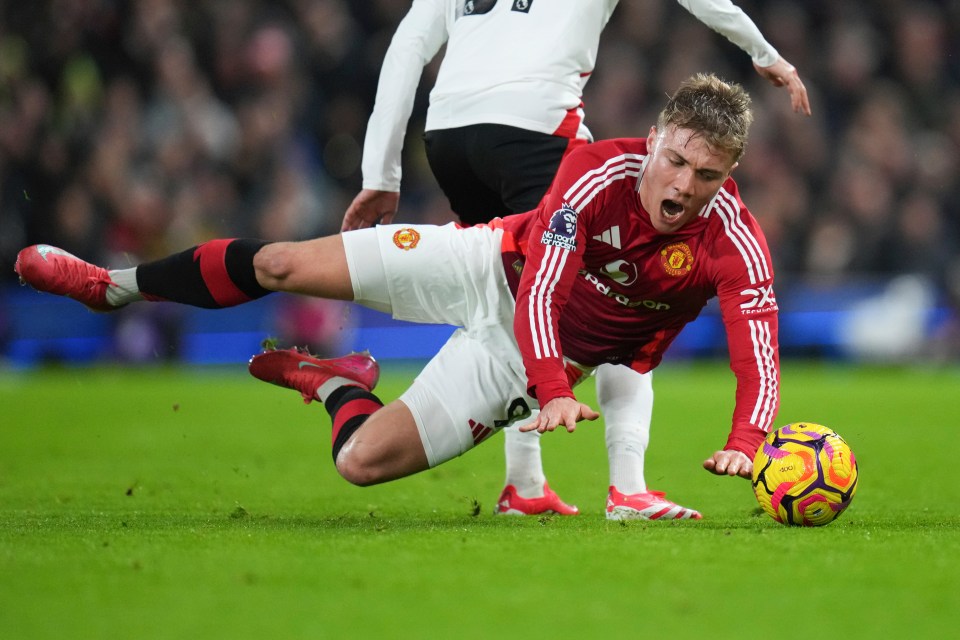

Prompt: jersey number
xmin=493 ymin=397 xmax=532 ymax=429
xmin=463 ymin=1 xmax=534 ymax=16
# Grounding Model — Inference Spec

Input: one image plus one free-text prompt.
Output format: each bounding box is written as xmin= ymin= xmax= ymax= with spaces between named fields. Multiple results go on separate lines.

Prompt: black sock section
xmin=136 ymin=239 xmax=271 ymax=308
xmin=325 ymin=386 xmax=384 ymax=462
xmin=225 ymin=239 xmax=272 ymax=299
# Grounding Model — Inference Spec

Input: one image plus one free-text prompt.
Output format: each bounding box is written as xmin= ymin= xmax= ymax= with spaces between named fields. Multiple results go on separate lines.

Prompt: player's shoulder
xmin=567 ymin=137 xmax=649 ymax=165
xmin=554 ymin=138 xmax=647 ymax=208
xmin=705 ymin=178 xmax=764 ymax=236
xmin=558 ymin=138 xmax=648 ymax=184
xmin=701 ymin=178 xmax=775 ymax=277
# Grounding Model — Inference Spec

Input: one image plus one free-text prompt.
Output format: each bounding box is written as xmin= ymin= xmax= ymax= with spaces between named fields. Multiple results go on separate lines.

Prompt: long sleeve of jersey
xmin=513 ymin=212 xmax=585 ymax=405
xmin=512 ymin=153 xmax=606 ymax=406
xmin=360 ymin=0 xmax=448 ymax=192
xmin=677 ymin=0 xmax=779 ymax=67
xmin=707 ymin=187 xmax=781 ymax=457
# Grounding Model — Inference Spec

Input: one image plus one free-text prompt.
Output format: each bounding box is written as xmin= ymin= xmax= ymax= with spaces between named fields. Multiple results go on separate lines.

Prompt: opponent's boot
xmin=606 ymin=486 xmax=702 ymax=520
xmin=494 ymin=482 xmax=579 ymax=516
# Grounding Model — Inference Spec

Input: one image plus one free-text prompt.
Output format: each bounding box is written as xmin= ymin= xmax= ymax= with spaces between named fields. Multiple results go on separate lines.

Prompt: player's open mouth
xmin=661 ymin=199 xmax=684 ymax=219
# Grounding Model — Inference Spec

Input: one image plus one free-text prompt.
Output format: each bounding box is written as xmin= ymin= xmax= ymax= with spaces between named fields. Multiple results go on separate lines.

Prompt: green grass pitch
xmin=2 ymin=361 xmax=959 ymax=639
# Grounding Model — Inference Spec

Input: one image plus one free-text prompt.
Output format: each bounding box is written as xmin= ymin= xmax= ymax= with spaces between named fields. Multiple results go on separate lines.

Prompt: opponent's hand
xmin=519 ymin=397 xmax=599 ymax=434
xmin=753 ymin=56 xmax=811 ymax=116
xmin=341 ymin=189 xmax=400 ymax=231
xmin=703 ymin=449 xmax=753 ymax=479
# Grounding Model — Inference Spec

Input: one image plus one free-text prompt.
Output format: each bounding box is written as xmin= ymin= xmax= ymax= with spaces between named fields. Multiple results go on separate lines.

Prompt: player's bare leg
xmin=334 ymin=401 xmax=429 ymax=485
xmin=252 ymin=236 xmax=354 ymax=301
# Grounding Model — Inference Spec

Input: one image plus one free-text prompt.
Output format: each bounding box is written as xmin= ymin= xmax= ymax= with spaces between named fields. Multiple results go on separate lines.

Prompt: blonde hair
xmin=656 ymin=73 xmax=753 ymax=161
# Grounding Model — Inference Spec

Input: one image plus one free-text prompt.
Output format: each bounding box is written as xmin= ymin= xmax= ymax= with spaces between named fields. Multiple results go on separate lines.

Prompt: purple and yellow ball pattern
xmin=751 ymin=423 xmax=858 ymax=526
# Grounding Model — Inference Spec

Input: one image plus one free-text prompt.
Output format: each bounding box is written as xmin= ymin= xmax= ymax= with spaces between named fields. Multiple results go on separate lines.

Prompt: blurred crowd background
xmin=1 ymin=0 xmax=959 ymax=361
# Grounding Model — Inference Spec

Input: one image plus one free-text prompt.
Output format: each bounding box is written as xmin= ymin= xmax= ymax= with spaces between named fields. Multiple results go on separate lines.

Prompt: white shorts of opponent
xmin=342 ymin=223 xmax=545 ymax=468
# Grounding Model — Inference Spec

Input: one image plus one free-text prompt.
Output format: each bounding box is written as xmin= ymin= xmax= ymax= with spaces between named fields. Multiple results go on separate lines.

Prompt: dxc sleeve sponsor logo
xmin=739 ymin=284 xmax=777 ymax=314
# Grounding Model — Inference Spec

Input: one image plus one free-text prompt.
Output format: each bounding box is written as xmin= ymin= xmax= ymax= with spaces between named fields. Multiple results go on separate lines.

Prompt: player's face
xmin=639 ymin=125 xmax=738 ymax=234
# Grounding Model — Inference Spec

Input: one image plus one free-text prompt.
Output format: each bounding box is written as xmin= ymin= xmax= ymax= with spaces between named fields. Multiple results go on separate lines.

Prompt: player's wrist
xmin=531 ymin=381 xmax=576 ymax=407
xmin=361 ymin=181 xmax=401 ymax=193
xmin=724 ymin=430 xmax=765 ymax=459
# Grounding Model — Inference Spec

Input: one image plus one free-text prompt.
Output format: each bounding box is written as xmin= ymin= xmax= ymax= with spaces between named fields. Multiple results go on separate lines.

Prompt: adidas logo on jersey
xmin=593 ymin=226 xmax=621 ymax=249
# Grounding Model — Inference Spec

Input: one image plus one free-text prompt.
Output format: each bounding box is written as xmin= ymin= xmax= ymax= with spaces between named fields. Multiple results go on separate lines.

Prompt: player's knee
xmin=252 ymin=243 xmax=296 ymax=287
xmin=334 ymin=449 xmax=386 ymax=487
xmin=333 ymin=423 xmax=425 ymax=486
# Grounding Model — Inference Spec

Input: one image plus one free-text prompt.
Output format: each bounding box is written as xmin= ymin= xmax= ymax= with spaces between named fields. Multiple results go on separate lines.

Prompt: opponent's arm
xmin=342 ymin=0 xmax=448 ymax=231
xmin=751 ymin=58 xmax=809 ymax=116
xmin=676 ymin=0 xmax=811 ymax=115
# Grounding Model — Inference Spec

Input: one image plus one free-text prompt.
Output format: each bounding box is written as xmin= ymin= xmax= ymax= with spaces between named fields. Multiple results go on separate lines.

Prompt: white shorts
xmin=342 ymin=223 xmax=534 ymax=466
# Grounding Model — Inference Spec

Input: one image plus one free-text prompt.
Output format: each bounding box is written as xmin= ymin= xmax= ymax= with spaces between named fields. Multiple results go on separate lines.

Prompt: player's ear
xmin=728 ymin=160 xmax=739 ymax=174
xmin=647 ymin=126 xmax=658 ymax=145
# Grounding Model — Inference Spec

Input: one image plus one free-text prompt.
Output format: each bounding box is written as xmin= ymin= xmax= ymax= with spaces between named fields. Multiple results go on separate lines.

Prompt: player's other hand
xmin=342 ymin=189 xmax=400 ymax=231
xmin=520 ymin=397 xmax=599 ymax=434
xmin=753 ymin=56 xmax=811 ymax=116
xmin=703 ymin=449 xmax=753 ymax=479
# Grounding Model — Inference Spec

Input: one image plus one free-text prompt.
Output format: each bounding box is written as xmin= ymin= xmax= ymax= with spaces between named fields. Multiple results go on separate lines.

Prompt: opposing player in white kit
xmin=342 ymin=0 xmax=805 ymax=517
xmin=16 ymin=74 xmax=779 ymax=509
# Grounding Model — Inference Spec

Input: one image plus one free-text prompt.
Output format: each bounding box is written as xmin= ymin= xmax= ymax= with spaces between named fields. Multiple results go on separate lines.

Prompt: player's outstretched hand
xmin=342 ymin=189 xmax=401 ymax=231
xmin=753 ymin=56 xmax=811 ymax=116
xmin=520 ymin=397 xmax=599 ymax=434
xmin=703 ymin=449 xmax=753 ymax=479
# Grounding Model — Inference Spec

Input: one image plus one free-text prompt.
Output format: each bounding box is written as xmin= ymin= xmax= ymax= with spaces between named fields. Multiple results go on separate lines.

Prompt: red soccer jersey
xmin=495 ymin=138 xmax=780 ymax=456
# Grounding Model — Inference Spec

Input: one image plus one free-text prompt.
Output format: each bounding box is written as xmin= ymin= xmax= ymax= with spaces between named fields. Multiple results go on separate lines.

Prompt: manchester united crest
xmin=392 ymin=228 xmax=421 ymax=251
xmin=660 ymin=242 xmax=694 ymax=277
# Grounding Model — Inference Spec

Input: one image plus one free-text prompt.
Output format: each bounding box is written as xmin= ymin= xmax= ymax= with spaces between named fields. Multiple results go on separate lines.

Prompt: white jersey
xmin=362 ymin=0 xmax=779 ymax=191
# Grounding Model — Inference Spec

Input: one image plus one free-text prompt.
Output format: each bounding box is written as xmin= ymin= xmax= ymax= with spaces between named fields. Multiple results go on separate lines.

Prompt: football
xmin=751 ymin=423 xmax=859 ymax=526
